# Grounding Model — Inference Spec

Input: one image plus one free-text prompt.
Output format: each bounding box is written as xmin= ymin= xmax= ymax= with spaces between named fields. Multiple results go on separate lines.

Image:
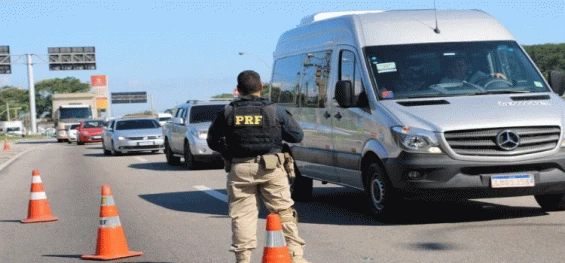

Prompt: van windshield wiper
xmin=473 ymin=90 xmax=531 ymax=95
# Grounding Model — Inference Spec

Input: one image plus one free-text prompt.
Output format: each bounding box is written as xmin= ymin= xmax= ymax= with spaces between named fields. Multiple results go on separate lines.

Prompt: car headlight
xmin=118 ymin=136 xmax=127 ymax=141
xmin=191 ymin=129 xmax=207 ymax=140
xmin=391 ymin=126 xmax=442 ymax=154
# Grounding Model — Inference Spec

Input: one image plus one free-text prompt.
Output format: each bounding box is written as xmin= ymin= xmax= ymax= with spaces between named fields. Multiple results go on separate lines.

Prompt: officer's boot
xmin=235 ymin=250 xmax=251 ymax=263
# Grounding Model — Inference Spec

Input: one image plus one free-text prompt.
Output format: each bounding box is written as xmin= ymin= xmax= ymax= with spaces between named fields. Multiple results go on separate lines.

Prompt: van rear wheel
xmin=290 ymin=162 xmax=313 ymax=202
xmin=534 ymin=194 xmax=565 ymax=211
xmin=366 ymin=162 xmax=401 ymax=220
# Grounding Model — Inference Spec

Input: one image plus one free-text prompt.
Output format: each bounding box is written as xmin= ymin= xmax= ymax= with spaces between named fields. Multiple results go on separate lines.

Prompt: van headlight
xmin=392 ymin=126 xmax=442 ymax=154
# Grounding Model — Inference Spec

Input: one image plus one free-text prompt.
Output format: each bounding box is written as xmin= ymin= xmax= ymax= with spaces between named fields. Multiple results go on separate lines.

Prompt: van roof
xmin=300 ymin=10 xmax=385 ymax=25
xmin=276 ymin=9 xmax=514 ymax=56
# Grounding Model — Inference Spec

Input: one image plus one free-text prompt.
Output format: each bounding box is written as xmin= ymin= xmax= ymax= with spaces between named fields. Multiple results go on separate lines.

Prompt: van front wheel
xmin=366 ymin=162 xmax=401 ymax=219
xmin=534 ymin=194 xmax=565 ymax=211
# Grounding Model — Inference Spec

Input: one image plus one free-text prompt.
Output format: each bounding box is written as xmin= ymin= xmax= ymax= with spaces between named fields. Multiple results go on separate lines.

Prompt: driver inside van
xmin=440 ymin=56 xmax=507 ymax=84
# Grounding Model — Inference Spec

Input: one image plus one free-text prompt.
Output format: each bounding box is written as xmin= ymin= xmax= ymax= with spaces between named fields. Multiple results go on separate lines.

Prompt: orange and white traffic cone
xmin=3 ymin=137 xmax=10 ymax=151
xmin=81 ymin=184 xmax=143 ymax=261
xmin=21 ymin=170 xmax=58 ymax=223
xmin=262 ymin=213 xmax=291 ymax=263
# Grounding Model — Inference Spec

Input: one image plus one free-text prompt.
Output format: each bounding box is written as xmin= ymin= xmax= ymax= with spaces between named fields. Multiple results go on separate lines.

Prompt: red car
xmin=76 ymin=119 xmax=105 ymax=145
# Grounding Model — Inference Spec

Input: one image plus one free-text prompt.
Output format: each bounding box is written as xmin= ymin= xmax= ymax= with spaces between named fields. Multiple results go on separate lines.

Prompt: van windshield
xmin=365 ymin=41 xmax=549 ymax=100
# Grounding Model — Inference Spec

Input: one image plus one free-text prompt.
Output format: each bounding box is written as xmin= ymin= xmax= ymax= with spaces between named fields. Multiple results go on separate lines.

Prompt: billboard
xmin=48 ymin=46 xmax=96 ymax=71
xmin=111 ymin=92 xmax=147 ymax=104
xmin=91 ymin=75 xmax=108 ymax=110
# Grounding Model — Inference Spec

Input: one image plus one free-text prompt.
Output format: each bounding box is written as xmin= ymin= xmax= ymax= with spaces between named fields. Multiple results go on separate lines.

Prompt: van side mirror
xmin=547 ymin=71 xmax=565 ymax=96
xmin=335 ymin=80 xmax=354 ymax=108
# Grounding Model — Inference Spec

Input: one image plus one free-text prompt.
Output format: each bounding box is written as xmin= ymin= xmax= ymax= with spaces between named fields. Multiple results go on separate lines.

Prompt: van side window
xmin=339 ymin=50 xmax=366 ymax=107
xmin=271 ymin=51 xmax=331 ymax=108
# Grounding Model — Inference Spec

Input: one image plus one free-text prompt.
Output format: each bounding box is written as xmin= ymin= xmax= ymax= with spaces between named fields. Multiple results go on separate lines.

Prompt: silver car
xmin=102 ymin=118 xmax=165 ymax=156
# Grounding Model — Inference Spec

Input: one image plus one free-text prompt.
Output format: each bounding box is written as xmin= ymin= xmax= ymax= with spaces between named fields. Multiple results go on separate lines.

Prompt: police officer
xmin=207 ymin=70 xmax=310 ymax=263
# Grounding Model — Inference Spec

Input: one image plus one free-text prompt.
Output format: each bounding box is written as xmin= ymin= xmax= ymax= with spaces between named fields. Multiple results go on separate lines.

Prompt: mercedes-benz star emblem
xmin=496 ymin=130 xmax=520 ymax=151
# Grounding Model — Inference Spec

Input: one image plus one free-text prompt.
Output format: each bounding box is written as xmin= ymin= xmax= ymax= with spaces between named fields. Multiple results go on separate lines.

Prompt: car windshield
xmin=365 ymin=41 xmax=549 ymax=99
xmin=59 ymin=107 xmax=92 ymax=119
xmin=83 ymin=120 xmax=104 ymax=128
xmin=189 ymin=104 xmax=225 ymax=123
xmin=115 ymin=119 xmax=160 ymax=130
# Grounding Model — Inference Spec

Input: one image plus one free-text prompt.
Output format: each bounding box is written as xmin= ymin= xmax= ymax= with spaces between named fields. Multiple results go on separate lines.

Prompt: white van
xmin=270 ymin=10 xmax=565 ymax=218
xmin=156 ymin=113 xmax=173 ymax=126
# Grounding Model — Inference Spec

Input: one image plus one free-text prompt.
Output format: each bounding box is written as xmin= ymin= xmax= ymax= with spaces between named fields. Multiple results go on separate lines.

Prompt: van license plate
xmin=138 ymin=141 xmax=153 ymax=146
xmin=491 ymin=174 xmax=535 ymax=188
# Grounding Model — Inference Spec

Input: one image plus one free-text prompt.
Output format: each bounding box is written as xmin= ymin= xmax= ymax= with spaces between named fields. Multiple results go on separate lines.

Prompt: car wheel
xmin=366 ymin=161 xmax=402 ymax=220
xmin=67 ymin=140 xmax=71 ymax=144
xmin=102 ymin=141 xmax=111 ymax=156
xmin=290 ymin=160 xmax=313 ymax=202
xmin=165 ymin=139 xmax=180 ymax=166
xmin=183 ymin=141 xmax=195 ymax=170
xmin=535 ymin=194 xmax=565 ymax=211
xmin=77 ymin=137 xmax=84 ymax=145
xmin=111 ymin=141 xmax=122 ymax=156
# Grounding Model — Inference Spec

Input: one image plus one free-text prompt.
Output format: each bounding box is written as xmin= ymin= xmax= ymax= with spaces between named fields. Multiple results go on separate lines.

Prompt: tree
xmin=523 ymin=43 xmax=565 ymax=75
xmin=211 ymin=82 xmax=272 ymax=99
xmin=34 ymin=77 xmax=90 ymax=119
xmin=212 ymin=93 xmax=234 ymax=99
xmin=0 ymin=86 xmax=29 ymax=121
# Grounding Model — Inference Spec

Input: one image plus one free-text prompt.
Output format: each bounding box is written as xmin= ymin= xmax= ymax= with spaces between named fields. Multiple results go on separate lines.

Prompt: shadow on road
xmin=140 ymin=186 xmax=548 ymax=226
xmin=129 ymin=161 xmax=224 ymax=171
xmin=0 ymin=219 xmax=22 ymax=223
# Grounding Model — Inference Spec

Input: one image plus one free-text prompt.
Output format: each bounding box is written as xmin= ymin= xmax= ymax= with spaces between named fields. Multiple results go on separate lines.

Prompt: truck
xmin=270 ymin=9 xmax=565 ymax=219
xmin=52 ymin=92 xmax=98 ymax=142
xmin=0 ymin=120 xmax=24 ymax=136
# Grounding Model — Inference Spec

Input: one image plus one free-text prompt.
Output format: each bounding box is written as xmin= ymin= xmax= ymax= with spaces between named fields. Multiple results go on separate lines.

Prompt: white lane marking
xmin=134 ymin=156 xmax=148 ymax=162
xmin=193 ymin=185 xmax=228 ymax=203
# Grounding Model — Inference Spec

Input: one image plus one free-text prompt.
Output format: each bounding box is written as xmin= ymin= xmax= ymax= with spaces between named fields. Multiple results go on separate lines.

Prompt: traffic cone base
xmin=82 ymin=185 xmax=142 ymax=261
xmin=81 ymin=251 xmax=143 ymax=260
xmin=21 ymin=215 xmax=58 ymax=223
xmin=21 ymin=170 xmax=57 ymax=224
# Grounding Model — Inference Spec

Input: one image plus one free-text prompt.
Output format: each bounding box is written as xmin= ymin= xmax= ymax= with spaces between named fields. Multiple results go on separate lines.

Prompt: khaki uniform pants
xmin=227 ymin=161 xmax=306 ymax=257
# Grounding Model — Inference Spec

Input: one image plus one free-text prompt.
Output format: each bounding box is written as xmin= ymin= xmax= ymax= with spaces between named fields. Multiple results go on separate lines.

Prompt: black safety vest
xmin=225 ymin=99 xmax=282 ymax=158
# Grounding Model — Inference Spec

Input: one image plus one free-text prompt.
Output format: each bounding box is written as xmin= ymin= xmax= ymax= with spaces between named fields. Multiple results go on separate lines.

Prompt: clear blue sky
xmin=1 ymin=0 xmax=564 ymax=117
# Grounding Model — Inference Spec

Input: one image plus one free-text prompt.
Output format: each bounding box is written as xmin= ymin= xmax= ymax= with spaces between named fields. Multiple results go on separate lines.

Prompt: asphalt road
xmin=2 ymin=141 xmax=565 ymax=263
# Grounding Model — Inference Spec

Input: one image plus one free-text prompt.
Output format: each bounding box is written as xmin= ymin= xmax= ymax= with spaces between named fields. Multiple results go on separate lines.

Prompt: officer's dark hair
xmin=237 ymin=70 xmax=262 ymax=95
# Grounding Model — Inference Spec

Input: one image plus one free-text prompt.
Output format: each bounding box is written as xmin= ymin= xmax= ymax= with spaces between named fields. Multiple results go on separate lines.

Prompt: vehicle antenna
xmin=433 ymin=0 xmax=441 ymax=34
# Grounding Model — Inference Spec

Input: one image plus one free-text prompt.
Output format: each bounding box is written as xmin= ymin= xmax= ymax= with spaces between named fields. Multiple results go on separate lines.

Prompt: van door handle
xmin=334 ymin=112 xmax=342 ymax=120
xmin=324 ymin=111 xmax=331 ymax=119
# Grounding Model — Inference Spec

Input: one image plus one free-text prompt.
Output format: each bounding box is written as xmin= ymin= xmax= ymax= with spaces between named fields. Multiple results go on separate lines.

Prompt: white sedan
xmin=102 ymin=118 xmax=165 ymax=156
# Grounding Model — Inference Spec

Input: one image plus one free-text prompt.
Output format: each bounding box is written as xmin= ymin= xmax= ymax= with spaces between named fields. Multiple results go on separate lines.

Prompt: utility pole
xmin=27 ymin=54 xmax=37 ymax=133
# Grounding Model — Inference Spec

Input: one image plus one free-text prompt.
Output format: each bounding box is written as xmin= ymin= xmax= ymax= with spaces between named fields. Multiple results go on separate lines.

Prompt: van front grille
xmin=444 ymin=126 xmax=561 ymax=156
